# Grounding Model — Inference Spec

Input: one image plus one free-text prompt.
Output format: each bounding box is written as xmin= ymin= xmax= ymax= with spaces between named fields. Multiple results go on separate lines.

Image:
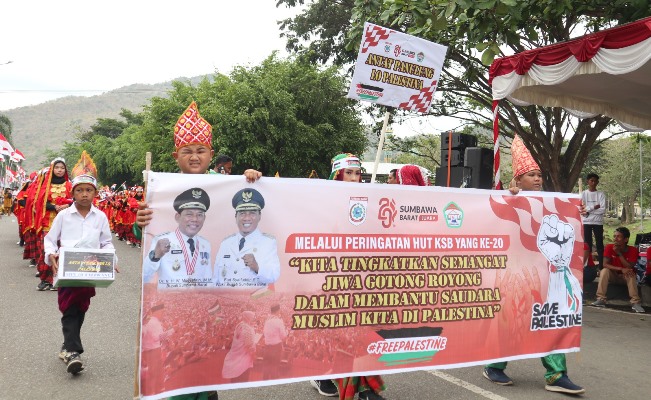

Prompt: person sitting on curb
xmin=591 ymin=227 xmax=645 ymax=313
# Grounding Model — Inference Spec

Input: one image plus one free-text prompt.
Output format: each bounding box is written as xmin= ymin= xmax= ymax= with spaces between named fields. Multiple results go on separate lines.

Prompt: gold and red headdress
xmin=511 ymin=135 xmax=540 ymax=178
xmin=174 ymin=101 xmax=213 ymax=150
xmin=71 ymin=150 xmax=98 ymax=189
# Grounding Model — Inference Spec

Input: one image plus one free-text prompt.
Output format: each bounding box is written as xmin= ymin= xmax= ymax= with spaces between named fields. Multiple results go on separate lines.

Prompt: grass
xmin=603 ymin=217 xmax=651 ymax=245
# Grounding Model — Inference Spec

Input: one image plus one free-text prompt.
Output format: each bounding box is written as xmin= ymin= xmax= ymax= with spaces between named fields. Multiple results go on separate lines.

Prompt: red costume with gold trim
xmin=34 ymin=159 xmax=72 ymax=285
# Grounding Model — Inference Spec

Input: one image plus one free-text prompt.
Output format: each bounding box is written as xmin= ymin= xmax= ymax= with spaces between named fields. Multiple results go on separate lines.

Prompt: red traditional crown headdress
xmin=174 ymin=101 xmax=212 ymax=150
xmin=511 ymin=135 xmax=540 ymax=177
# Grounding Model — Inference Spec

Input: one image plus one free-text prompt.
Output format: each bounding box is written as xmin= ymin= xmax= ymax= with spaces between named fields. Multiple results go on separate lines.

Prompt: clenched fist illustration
xmin=537 ymin=214 xmax=575 ymax=268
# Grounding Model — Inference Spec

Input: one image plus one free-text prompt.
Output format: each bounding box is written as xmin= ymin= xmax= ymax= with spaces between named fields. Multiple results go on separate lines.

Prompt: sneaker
xmin=126 ymin=240 xmax=131 ymax=245
xmin=37 ymin=281 xmax=49 ymax=291
xmin=310 ymin=380 xmax=338 ymax=397
xmin=66 ymin=352 xmax=84 ymax=374
xmin=49 ymin=284 xmax=57 ymax=291
xmin=632 ymin=303 xmax=645 ymax=313
xmin=545 ymin=374 xmax=585 ymax=394
xmin=591 ymin=299 xmax=607 ymax=307
xmin=35 ymin=272 xmax=40 ymax=277
xmin=358 ymin=390 xmax=385 ymax=400
xmin=58 ymin=348 xmax=68 ymax=362
xmin=483 ymin=367 xmax=513 ymax=385
xmin=29 ymin=260 xmax=36 ymax=267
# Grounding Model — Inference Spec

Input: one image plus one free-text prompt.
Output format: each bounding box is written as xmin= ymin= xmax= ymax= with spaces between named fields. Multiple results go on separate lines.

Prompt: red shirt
xmin=604 ymin=244 xmax=638 ymax=274
xmin=584 ymin=243 xmax=594 ymax=266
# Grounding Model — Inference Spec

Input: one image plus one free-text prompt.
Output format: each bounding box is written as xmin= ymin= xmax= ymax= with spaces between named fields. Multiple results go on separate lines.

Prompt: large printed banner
xmin=346 ymin=22 xmax=448 ymax=113
xmin=139 ymin=172 xmax=584 ymax=399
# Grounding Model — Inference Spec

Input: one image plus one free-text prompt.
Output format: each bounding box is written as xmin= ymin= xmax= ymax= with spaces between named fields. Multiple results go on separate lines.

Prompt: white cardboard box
xmin=53 ymin=247 xmax=116 ymax=288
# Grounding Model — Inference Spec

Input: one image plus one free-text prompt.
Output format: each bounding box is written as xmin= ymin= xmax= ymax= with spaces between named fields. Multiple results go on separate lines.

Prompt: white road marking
xmin=427 ymin=370 xmax=509 ymax=400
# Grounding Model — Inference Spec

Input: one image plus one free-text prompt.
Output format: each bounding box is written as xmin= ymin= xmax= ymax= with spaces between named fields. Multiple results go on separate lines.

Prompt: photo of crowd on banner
xmin=140 ymin=290 xmax=372 ymax=395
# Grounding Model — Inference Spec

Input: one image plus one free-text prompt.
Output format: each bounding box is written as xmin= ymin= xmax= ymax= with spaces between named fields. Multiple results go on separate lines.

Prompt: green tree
xmin=596 ymin=135 xmax=651 ymax=223
xmin=277 ymin=0 xmax=651 ymax=191
xmin=44 ymin=109 xmax=147 ymax=185
xmin=132 ymin=55 xmax=367 ymax=178
xmin=0 ymin=114 xmax=12 ymax=142
xmin=78 ymin=117 xmax=127 ymax=141
xmin=385 ymin=133 xmax=440 ymax=172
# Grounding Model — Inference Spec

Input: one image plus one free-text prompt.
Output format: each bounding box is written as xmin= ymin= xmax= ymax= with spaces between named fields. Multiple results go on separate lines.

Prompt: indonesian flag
xmin=10 ymin=148 xmax=25 ymax=162
xmin=0 ymin=133 xmax=12 ymax=157
xmin=5 ymin=166 xmax=16 ymax=183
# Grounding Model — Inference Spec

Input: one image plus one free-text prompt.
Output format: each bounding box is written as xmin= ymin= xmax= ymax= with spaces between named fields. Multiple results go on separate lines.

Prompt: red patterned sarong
xmin=335 ymin=375 xmax=385 ymax=400
xmin=23 ymin=229 xmax=38 ymax=260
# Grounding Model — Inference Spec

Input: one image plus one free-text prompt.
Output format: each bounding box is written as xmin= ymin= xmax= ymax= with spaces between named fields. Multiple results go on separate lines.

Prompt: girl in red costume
xmin=34 ymin=158 xmax=72 ymax=291
xmin=396 ymin=164 xmax=430 ymax=187
xmin=23 ymin=169 xmax=46 ymax=267
xmin=13 ymin=176 xmax=34 ymax=247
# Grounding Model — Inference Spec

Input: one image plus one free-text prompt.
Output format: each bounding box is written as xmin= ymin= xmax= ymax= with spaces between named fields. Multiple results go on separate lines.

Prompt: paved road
xmin=1 ymin=216 xmax=649 ymax=400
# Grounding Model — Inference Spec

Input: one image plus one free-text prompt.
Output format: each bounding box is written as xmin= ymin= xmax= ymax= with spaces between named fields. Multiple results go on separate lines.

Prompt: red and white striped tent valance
xmin=487 ymin=17 xmax=651 ymax=188
xmin=490 ymin=16 xmax=651 ymax=130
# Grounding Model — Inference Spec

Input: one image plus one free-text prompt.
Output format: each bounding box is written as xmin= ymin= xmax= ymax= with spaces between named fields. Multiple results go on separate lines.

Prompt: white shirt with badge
xmin=213 ymin=228 xmax=280 ymax=288
xmin=143 ymin=229 xmax=212 ymax=289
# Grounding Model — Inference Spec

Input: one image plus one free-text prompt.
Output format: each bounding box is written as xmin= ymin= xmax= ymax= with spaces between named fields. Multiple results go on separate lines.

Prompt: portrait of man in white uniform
xmin=143 ymin=188 xmax=213 ymax=289
xmin=214 ymin=188 xmax=280 ymax=288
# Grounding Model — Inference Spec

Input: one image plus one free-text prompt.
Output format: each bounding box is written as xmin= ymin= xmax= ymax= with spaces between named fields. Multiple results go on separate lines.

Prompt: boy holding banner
xmin=482 ymin=136 xmax=585 ymax=395
xmin=136 ymin=101 xmax=261 ymax=400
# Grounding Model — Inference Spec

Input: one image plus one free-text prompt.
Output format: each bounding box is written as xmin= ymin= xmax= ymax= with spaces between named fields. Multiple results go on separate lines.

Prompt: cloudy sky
xmin=0 ymin=1 xmax=297 ymax=111
xmin=0 ymin=1 xmax=460 ymax=138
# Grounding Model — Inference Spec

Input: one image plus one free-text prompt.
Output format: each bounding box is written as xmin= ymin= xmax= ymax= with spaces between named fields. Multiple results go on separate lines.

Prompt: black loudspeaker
xmin=441 ymin=132 xmax=477 ymax=169
xmin=435 ymin=166 xmax=471 ymax=187
xmin=634 ymin=232 xmax=651 ymax=247
xmin=441 ymin=149 xmax=464 ymax=167
xmin=441 ymin=132 xmax=478 ymax=149
xmin=464 ymin=147 xmax=494 ymax=189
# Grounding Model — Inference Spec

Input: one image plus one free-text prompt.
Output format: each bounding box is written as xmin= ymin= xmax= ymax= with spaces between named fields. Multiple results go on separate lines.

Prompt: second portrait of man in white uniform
xmin=214 ymin=188 xmax=280 ymax=288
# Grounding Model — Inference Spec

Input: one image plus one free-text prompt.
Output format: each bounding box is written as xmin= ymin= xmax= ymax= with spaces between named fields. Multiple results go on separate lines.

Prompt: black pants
xmin=62 ymin=304 xmax=86 ymax=354
xmin=584 ymin=224 xmax=604 ymax=268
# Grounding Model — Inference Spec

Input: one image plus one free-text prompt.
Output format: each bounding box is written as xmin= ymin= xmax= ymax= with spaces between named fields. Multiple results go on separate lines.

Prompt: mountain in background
xmin=3 ymin=76 xmax=208 ymax=171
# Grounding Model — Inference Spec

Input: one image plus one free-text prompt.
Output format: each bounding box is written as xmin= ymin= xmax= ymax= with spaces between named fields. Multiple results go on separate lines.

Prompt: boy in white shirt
xmin=44 ymin=166 xmax=116 ymax=375
xmin=581 ymin=173 xmax=606 ymax=269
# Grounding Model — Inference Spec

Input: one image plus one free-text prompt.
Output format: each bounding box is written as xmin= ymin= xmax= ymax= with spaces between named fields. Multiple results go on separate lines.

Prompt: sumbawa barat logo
xmin=378 ymin=198 xmax=397 ymax=228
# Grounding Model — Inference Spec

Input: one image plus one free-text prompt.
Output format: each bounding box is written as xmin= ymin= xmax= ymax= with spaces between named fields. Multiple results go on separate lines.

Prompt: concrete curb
xmin=583 ymin=277 xmax=651 ymax=308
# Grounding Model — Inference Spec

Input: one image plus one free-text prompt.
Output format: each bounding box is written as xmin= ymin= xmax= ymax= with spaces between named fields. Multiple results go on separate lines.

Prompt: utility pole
xmin=640 ymin=135 xmax=644 ymax=232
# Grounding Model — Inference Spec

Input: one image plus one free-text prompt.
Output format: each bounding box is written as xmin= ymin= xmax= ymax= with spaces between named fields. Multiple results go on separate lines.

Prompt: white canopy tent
xmin=489 ymin=17 xmax=651 ymax=187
